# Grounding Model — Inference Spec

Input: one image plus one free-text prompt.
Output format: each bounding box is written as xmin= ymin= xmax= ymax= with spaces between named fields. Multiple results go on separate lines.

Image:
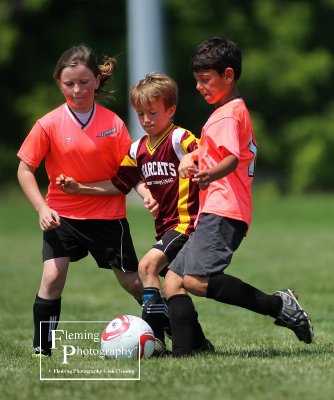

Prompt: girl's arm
xmin=56 ymin=174 xmax=159 ymax=219
xmin=56 ymin=174 xmax=122 ymax=195
xmin=18 ymin=161 xmax=60 ymax=231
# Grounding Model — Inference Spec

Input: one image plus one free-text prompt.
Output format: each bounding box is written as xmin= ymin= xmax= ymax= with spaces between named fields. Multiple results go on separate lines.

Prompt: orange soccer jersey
xmin=17 ymin=103 xmax=131 ymax=219
xmin=197 ymin=98 xmax=257 ymax=227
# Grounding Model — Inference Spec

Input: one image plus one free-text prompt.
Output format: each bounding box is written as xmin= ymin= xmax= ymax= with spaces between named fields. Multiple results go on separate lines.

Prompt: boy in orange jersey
xmin=163 ymin=36 xmax=313 ymax=356
xmin=57 ymin=72 xmax=214 ymax=356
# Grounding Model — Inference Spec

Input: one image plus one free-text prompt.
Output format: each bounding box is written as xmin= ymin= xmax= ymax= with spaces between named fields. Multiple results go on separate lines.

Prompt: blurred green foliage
xmin=1 ymin=0 xmax=334 ymax=193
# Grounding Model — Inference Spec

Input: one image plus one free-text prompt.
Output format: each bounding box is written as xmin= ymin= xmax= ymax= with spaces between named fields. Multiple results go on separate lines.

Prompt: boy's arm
xmin=135 ymin=181 xmax=159 ymax=219
xmin=178 ymin=149 xmax=199 ymax=178
xmin=193 ymin=154 xmax=238 ymax=190
xmin=56 ymin=174 xmax=122 ymax=195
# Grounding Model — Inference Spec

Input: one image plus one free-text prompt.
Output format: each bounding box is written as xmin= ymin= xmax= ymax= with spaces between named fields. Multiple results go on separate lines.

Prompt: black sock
xmin=207 ymin=273 xmax=282 ymax=318
xmin=33 ymin=295 xmax=61 ymax=354
xmin=141 ymin=287 xmax=169 ymax=344
xmin=168 ymin=294 xmax=206 ymax=357
xmin=191 ymin=307 xmax=206 ymax=350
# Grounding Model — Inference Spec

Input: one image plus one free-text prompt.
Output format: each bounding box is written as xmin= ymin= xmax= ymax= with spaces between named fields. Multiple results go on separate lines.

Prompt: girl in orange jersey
xmin=17 ymin=45 xmax=157 ymax=356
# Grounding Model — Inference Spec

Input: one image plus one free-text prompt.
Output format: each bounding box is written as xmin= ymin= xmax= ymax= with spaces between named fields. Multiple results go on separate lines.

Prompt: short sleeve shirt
xmin=17 ymin=103 xmax=131 ymax=220
xmin=197 ymin=98 xmax=257 ymax=227
xmin=112 ymin=125 xmax=199 ymax=239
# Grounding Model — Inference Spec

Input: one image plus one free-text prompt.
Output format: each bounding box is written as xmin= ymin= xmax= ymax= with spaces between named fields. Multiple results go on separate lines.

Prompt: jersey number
xmin=248 ymin=137 xmax=257 ymax=177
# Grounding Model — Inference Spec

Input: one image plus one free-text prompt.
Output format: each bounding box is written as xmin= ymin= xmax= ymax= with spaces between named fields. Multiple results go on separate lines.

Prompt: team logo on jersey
xmin=141 ymin=161 xmax=177 ymax=179
xmin=96 ymin=128 xmax=116 ymax=137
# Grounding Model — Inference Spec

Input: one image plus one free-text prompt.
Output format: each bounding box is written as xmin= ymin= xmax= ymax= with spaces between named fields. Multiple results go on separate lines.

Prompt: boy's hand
xmin=179 ymin=153 xmax=197 ymax=178
xmin=56 ymin=174 xmax=81 ymax=194
xmin=144 ymin=195 xmax=159 ymax=219
xmin=193 ymin=171 xmax=211 ymax=190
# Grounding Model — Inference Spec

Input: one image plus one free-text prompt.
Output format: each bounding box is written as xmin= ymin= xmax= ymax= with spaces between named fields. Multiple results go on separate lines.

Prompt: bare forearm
xmin=18 ymin=161 xmax=61 ymax=230
xmin=58 ymin=177 xmax=123 ymax=195
xmin=135 ymin=181 xmax=150 ymax=199
xmin=206 ymin=155 xmax=238 ymax=181
xmin=193 ymin=155 xmax=238 ymax=190
xmin=17 ymin=162 xmax=47 ymax=212
xmin=190 ymin=148 xmax=199 ymax=162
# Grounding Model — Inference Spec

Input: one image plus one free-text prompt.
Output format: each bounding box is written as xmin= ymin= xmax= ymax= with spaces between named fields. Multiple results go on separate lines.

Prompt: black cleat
xmin=273 ymin=289 xmax=313 ymax=344
xmin=193 ymin=338 xmax=216 ymax=354
xmin=32 ymin=347 xmax=51 ymax=357
xmin=151 ymin=338 xmax=172 ymax=358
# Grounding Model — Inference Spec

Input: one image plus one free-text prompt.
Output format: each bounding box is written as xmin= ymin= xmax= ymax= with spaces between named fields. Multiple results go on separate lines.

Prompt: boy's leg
xmin=167 ymin=294 xmax=196 ymax=357
xmin=33 ymin=257 xmax=68 ymax=355
xmin=139 ymin=249 xmax=170 ymax=349
xmin=205 ymin=273 xmax=282 ymax=316
xmin=140 ymin=232 xmax=189 ymax=347
xmin=142 ymin=287 xmax=169 ymax=343
xmin=168 ymin=294 xmax=211 ymax=357
xmin=195 ymin=273 xmax=313 ymax=344
xmin=164 ymin=270 xmax=212 ymax=357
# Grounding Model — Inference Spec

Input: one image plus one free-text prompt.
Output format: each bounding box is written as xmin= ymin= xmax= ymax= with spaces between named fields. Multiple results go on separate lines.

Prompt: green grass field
xmin=1 ymin=188 xmax=333 ymax=400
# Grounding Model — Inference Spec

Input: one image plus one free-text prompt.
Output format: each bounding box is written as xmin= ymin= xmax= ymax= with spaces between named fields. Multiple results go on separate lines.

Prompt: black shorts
xmin=42 ymin=217 xmax=138 ymax=272
xmin=152 ymin=230 xmax=189 ymax=277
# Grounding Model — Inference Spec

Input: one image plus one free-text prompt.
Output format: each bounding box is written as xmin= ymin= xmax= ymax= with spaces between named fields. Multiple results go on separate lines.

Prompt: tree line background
xmin=1 ymin=0 xmax=333 ymax=194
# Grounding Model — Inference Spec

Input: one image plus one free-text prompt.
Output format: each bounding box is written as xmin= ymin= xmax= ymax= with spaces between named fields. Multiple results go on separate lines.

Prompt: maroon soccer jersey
xmin=112 ymin=124 xmax=199 ymax=239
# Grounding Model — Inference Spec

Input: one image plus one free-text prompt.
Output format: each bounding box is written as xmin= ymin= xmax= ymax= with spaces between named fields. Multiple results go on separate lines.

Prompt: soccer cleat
xmin=273 ymin=289 xmax=313 ymax=344
xmin=151 ymin=338 xmax=172 ymax=358
xmin=32 ymin=347 xmax=51 ymax=357
xmin=193 ymin=338 xmax=216 ymax=354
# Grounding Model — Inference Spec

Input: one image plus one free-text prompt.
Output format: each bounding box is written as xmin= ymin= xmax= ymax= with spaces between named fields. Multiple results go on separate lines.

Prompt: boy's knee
xmin=138 ymin=260 xmax=149 ymax=278
xmin=163 ymin=278 xmax=173 ymax=299
xmin=183 ymin=275 xmax=207 ymax=297
xmin=163 ymin=271 xmax=186 ymax=299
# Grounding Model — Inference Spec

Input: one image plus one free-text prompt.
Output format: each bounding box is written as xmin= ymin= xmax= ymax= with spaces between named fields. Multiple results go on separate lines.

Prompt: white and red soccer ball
xmin=101 ymin=315 xmax=155 ymax=359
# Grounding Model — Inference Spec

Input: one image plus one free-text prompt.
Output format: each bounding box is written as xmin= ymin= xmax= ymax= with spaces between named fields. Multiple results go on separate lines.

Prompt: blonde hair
xmin=53 ymin=44 xmax=117 ymax=99
xmin=130 ymin=72 xmax=178 ymax=110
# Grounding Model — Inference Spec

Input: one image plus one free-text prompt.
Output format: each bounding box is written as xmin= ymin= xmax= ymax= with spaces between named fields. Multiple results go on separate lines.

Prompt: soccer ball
xmin=101 ymin=315 xmax=155 ymax=360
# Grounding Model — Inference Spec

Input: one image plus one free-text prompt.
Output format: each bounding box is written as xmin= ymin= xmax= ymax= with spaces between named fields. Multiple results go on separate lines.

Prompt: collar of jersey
xmin=146 ymin=123 xmax=175 ymax=155
xmin=65 ymin=103 xmax=96 ymax=129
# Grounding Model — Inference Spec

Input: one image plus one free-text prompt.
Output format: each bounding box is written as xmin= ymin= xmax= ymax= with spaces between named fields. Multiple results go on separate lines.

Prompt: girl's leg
xmin=33 ymin=257 xmax=69 ymax=355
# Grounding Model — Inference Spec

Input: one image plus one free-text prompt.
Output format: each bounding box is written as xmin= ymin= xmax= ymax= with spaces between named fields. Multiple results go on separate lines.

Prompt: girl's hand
xmin=56 ymin=174 xmax=81 ymax=194
xmin=38 ymin=205 xmax=60 ymax=231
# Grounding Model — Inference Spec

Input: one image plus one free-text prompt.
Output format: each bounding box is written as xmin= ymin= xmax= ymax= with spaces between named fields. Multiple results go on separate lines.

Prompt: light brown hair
xmin=130 ymin=72 xmax=178 ymax=110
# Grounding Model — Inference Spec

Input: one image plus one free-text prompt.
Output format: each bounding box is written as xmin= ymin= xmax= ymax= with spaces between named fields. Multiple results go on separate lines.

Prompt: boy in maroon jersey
xmin=57 ymin=72 xmax=214 ymax=356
